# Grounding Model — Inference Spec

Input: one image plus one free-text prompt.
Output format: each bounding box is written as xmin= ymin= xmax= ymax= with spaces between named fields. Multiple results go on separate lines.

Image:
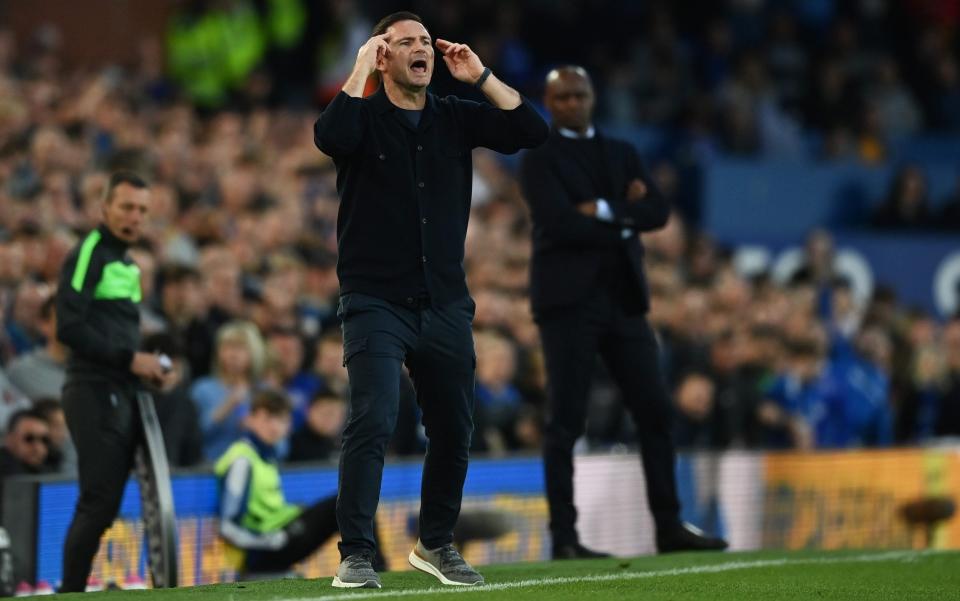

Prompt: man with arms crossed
xmin=519 ymin=67 xmax=727 ymax=559
xmin=314 ymin=11 xmax=547 ymax=589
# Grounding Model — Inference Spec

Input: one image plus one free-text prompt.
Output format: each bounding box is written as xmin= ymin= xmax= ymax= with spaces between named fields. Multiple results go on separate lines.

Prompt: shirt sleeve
xmin=462 ymin=96 xmax=549 ymax=154
xmin=519 ymin=149 xmax=629 ymax=248
xmin=55 ymin=245 xmax=135 ymax=371
xmin=218 ymin=457 xmax=288 ymax=550
xmin=314 ymin=91 xmax=367 ymax=158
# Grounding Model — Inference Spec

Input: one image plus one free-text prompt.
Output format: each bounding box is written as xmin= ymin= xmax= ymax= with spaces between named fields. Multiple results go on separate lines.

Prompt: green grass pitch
xmin=57 ymin=549 xmax=960 ymax=600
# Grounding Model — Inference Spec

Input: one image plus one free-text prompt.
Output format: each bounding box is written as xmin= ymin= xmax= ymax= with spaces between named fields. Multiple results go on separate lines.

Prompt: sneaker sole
xmin=331 ymin=576 xmax=381 ymax=589
xmin=408 ymin=550 xmax=483 ymax=586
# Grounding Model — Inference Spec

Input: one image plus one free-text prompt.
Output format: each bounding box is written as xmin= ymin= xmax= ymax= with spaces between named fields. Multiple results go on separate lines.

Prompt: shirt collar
xmin=243 ymin=432 xmax=279 ymax=461
xmin=557 ymin=125 xmax=596 ymax=139
xmin=96 ymin=223 xmax=130 ymax=249
xmin=369 ymin=85 xmax=435 ymax=115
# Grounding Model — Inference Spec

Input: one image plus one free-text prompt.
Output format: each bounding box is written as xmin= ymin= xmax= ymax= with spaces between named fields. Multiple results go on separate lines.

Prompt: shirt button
xmin=417 ymin=145 xmax=423 ymax=151
xmin=422 ymin=256 xmax=427 ymax=263
xmin=418 ymin=182 xmax=425 ymax=188
xmin=379 ymin=153 xmax=386 ymax=160
xmin=422 ymin=218 xmax=428 ymax=224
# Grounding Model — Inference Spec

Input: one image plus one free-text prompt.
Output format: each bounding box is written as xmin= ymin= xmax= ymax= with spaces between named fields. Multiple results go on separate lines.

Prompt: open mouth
xmin=410 ymin=59 xmax=428 ymax=75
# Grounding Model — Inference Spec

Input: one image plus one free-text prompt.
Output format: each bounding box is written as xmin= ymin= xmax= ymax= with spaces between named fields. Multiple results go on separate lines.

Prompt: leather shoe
xmin=656 ymin=522 xmax=728 ymax=553
xmin=552 ymin=542 xmax=612 ymax=560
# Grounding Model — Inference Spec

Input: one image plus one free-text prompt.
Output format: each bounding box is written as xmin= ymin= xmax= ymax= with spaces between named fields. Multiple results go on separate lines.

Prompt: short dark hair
xmin=160 ymin=263 xmax=201 ymax=286
xmin=32 ymin=398 xmax=63 ymax=420
xmin=309 ymin=387 xmax=342 ymax=406
xmin=370 ymin=12 xmax=425 ymax=85
xmin=6 ymin=408 xmax=47 ymax=434
xmin=372 ymin=11 xmax=423 ymax=37
xmin=103 ymin=171 xmax=148 ymax=204
xmin=251 ymin=388 xmax=292 ymax=416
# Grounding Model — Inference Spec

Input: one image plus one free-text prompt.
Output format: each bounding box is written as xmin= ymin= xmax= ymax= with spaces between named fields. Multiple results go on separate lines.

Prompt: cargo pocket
xmin=342 ymin=337 xmax=368 ymax=367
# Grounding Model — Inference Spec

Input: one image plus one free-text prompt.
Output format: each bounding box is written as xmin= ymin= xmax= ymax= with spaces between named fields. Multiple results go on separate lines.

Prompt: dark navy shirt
xmin=314 ymin=86 xmax=548 ymax=307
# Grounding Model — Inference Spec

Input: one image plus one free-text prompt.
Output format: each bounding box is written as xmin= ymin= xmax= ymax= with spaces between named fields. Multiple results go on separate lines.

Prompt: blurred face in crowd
xmin=218 ymin=336 xmax=252 ymax=379
xmin=831 ymin=284 xmax=855 ymax=319
xmin=13 ymin=281 xmax=50 ymax=332
xmin=857 ymin=327 xmax=892 ymax=372
xmin=791 ymin=350 xmax=822 ymax=383
xmin=476 ymin=334 xmax=516 ymax=388
xmin=0 ymin=241 xmax=25 ymax=284
xmin=245 ymin=408 xmax=291 ymax=447
xmin=5 ymin=416 xmax=49 ymax=468
xmin=268 ymin=331 xmax=304 ymax=380
xmin=128 ymin=248 xmax=156 ymax=300
xmin=316 ymin=338 xmax=346 ymax=380
xmin=162 ymin=274 xmax=205 ymax=321
xmin=544 ymin=67 xmax=595 ymax=133
xmin=676 ymin=374 xmax=715 ymax=421
xmin=307 ymin=396 xmax=347 ymax=437
xmin=379 ymin=19 xmax=435 ymax=90
xmin=103 ymin=182 xmax=150 ymax=243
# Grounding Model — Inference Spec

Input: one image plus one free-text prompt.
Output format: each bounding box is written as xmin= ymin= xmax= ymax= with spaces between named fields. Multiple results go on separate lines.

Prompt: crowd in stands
xmin=2 ymin=2 xmax=960 ymax=486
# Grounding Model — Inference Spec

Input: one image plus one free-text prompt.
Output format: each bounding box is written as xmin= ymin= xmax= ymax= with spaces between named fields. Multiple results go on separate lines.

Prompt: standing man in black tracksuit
xmin=55 ymin=171 xmax=172 ymax=592
xmin=519 ymin=67 xmax=728 ymax=559
xmin=314 ymin=11 xmax=547 ymax=589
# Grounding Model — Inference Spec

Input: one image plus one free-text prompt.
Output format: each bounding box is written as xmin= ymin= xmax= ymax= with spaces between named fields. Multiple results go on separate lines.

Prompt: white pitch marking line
xmin=292 ymin=550 xmax=939 ymax=601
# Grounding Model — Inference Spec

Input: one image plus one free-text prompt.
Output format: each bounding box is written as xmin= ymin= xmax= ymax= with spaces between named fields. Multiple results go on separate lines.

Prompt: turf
xmin=55 ymin=549 xmax=960 ymax=600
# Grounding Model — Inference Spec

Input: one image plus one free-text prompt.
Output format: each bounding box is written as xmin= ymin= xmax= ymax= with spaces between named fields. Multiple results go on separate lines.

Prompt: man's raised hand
xmin=355 ymin=33 xmax=391 ymax=76
xmin=436 ymin=39 xmax=485 ymax=84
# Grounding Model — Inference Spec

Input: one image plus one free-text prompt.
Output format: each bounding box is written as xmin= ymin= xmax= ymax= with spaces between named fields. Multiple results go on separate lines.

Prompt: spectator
xmin=895 ymin=311 xmax=944 ymax=442
xmin=32 ymin=398 xmax=76 ymax=474
xmin=159 ymin=264 xmax=216 ymax=379
xmin=828 ymin=327 xmax=894 ymax=448
xmin=0 ymin=370 xmax=30 ymax=438
xmin=758 ymin=336 xmax=827 ymax=449
xmin=265 ymin=326 xmax=321 ymax=429
xmin=4 ymin=280 xmax=50 ymax=357
xmin=0 ymin=408 xmax=51 ymax=512
xmin=673 ymin=372 xmax=717 ymax=449
xmin=287 ymin=388 xmax=346 ymax=463
xmin=142 ymin=332 xmax=203 ymax=468
xmin=871 ymin=166 xmax=934 ymax=229
xmin=934 ymin=319 xmax=960 ymax=437
xmin=313 ymin=331 xmax=347 ymax=399
xmin=5 ymin=296 xmax=66 ymax=401
xmin=213 ymin=388 xmax=387 ymax=577
xmin=191 ymin=321 xmax=266 ymax=461
xmin=868 ymin=57 xmax=923 ymax=137
xmin=473 ymin=330 xmax=523 ymax=453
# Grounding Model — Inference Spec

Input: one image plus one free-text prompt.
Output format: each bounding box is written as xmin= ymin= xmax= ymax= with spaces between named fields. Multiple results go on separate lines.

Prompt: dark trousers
xmin=244 ymin=495 xmax=387 ymax=572
xmin=336 ymin=293 xmax=476 ymax=559
xmin=61 ymin=379 xmax=142 ymax=593
xmin=537 ymin=289 xmax=680 ymax=548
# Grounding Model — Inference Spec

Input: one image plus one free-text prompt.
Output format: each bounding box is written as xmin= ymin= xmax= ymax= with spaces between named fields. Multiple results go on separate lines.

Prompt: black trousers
xmin=336 ymin=293 xmax=476 ymax=559
xmin=537 ymin=288 xmax=681 ymax=548
xmin=243 ymin=495 xmax=387 ymax=573
xmin=61 ymin=379 xmax=143 ymax=593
